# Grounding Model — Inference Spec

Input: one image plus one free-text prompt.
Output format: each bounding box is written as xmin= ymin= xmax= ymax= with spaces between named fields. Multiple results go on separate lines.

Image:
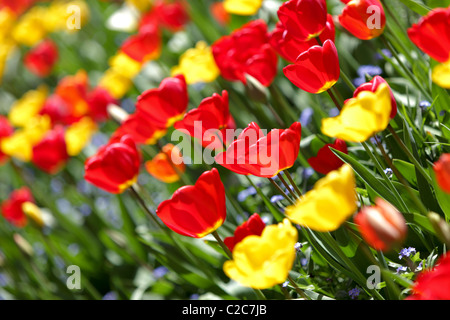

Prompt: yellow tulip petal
xmin=432 ymin=61 xmax=450 ymax=89
xmin=8 ymin=85 xmax=48 ymax=127
xmin=285 ymin=164 xmax=357 ymax=232
xmin=224 ymin=0 xmax=263 ymax=16
xmin=65 ymin=117 xmax=98 ymax=156
xmin=223 ymin=219 xmax=297 ymax=289
xmin=321 ymin=83 xmax=392 ymax=142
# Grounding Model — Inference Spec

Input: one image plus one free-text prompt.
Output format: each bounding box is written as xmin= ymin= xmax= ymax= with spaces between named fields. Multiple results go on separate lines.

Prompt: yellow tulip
xmin=321 ymin=83 xmax=392 ymax=142
xmin=126 ymin=0 xmax=152 ymax=12
xmin=171 ymin=41 xmax=220 ymax=85
xmin=12 ymin=7 xmax=48 ymax=46
xmin=22 ymin=202 xmax=44 ymax=228
xmin=109 ymin=52 xmax=142 ymax=79
xmin=224 ymin=0 xmax=263 ymax=16
xmin=8 ymin=86 xmax=48 ymax=127
xmin=223 ymin=219 xmax=298 ymax=289
xmin=1 ymin=115 xmax=51 ymax=162
xmin=432 ymin=61 xmax=450 ymax=89
xmin=44 ymin=0 xmax=90 ymax=33
xmin=285 ymin=164 xmax=357 ymax=232
xmin=65 ymin=117 xmax=98 ymax=156
xmin=98 ymin=68 xmax=133 ymax=99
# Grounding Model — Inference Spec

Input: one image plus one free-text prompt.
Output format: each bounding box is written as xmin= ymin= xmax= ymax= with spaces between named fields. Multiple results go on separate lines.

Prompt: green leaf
xmin=397 ymin=0 xmax=431 ymax=15
xmin=429 ymin=166 xmax=450 ymax=220
xmin=393 ymin=159 xmax=417 ymax=187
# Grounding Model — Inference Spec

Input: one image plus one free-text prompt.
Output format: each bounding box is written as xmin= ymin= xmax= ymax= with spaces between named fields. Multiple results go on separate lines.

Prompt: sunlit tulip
xmin=224 ymin=213 xmax=266 ymax=252
xmin=1 ymin=115 xmax=51 ymax=162
xmin=285 ymin=164 xmax=357 ymax=232
xmin=145 ymin=144 xmax=186 ymax=183
xmin=339 ymin=0 xmax=386 ymax=40
xmin=212 ymin=20 xmax=278 ymax=87
xmin=434 ymin=153 xmax=450 ymax=193
xmin=307 ymin=139 xmax=348 ymax=175
xmin=283 ymin=39 xmax=340 ymax=94
xmin=121 ymin=25 xmax=162 ymax=63
xmin=171 ymin=41 xmax=220 ymax=85
xmin=98 ymin=68 xmax=133 ymax=100
xmin=108 ymin=52 xmax=142 ymax=79
xmin=136 ymin=74 xmax=188 ymax=128
xmin=86 ymin=87 xmax=118 ymax=122
xmin=84 ymin=135 xmax=141 ymax=194
xmin=156 ymin=168 xmax=226 ymax=238
xmin=431 ymin=61 xmax=450 ymax=89
xmin=174 ymin=90 xmax=236 ymax=149
xmin=407 ymin=7 xmax=450 ymax=64
xmin=352 ymin=76 xmax=397 ymax=119
xmin=277 ymin=0 xmax=328 ymax=42
xmin=270 ymin=14 xmax=335 ymax=63
xmin=0 ymin=116 xmax=13 ymax=164
xmin=321 ymin=83 xmax=392 ymax=142
xmin=223 ymin=219 xmax=297 ymax=289
xmin=112 ymin=111 xmax=167 ymax=145
xmin=215 ymin=122 xmax=302 ymax=178
xmin=1 ymin=187 xmax=34 ymax=227
xmin=8 ymin=85 xmax=48 ymax=127
xmin=407 ymin=254 xmax=450 ymax=300
xmin=223 ymin=0 xmax=263 ymax=16
xmin=354 ymin=198 xmax=407 ymax=252
xmin=31 ymin=126 xmax=69 ymax=174
xmin=65 ymin=117 xmax=98 ymax=156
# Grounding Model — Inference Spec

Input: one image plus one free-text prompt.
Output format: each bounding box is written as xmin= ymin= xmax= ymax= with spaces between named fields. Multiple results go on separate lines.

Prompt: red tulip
xmin=270 ymin=14 xmax=335 ymax=63
xmin=121 ymin=25 xmax=162 ymax=63
xmin=1 ymin=187 xmax=34 ymax=228
xmin=407 ymin=7 xmax=450 ymax=63
xmin=215 ymin=122 xmax=302 ymax=178
xmin=24 ymin=39 xmax=59 ymax=77
xmin=139 ymin=0 xmax=190 ymax=33
xmin=32 ymin=126 xmax=69 ymax=174
xmin=112 ymin=111 xmax=167 ymax=145
xmin=0 ymin=0 xmax=36 ymax=15
xmin=0 ymin=116 xmax=14 ymax=164
xmin=212 ymin=20 xmax=278 ymax=87
xmin=156 ymin=168 xmax=226 ymax=238
xmin=277 ymin=0 xmax=328 ymax=42
xmin=145 ymin=143 xmax=186 ymax=183
xmin=434 ymin=153 xmax=450 ymax=193
xmin=174 ymin=90 xmax=236 ymax=149
xmin=407 ymin=254 xmax=450 ymax=300
xmin=307 ymin=139 xmax=348 ymax=175
xmin=283 ymin=39 xmax=340 ymax=94
xmin=136 ymin=75 xmax=188 ymax=128
xmin=210 ymin=2 xmax=230 ymax=26
xmin=354 ymin=198 xmax=407 ymax=252
xmin=224 ymin=213 xmax=266 ymax=252
xmin=352 ymin=76 xmax=397 ymax=119
xmin=84 ymin=135 xmax=141 ymax=194
xmin=338 ymin=0 xmax=386 ymax=40
xmin=86 ymin=87 xmax=118 ymax=122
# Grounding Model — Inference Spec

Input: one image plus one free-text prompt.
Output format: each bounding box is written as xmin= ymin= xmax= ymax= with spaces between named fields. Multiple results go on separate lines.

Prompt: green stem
xmin=268 ymin=178 xmax=296 ymax=205
xmin=284 ymin=170 xmax=303 ymax=198
xmin=287 ymin=275 xmax=309 ymax=300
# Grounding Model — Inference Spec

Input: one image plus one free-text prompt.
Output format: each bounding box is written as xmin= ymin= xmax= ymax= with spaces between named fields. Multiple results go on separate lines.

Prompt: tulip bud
xmin=13 ymin=234 xmax=34 ymax=257
xmin=428 ymin=212 xmax=450 ymax=248
xmin=107 ymin=104 xmax=130 ymax=124
xmin=22 ymin=202 xmax=45 ymax=229
xmin=245 ymin=73 xmax=269 ymax=103
xmin=354 ymin=198 xmax=407 ymax=252
xmin=434 ymin=154 xmax=450 ymax=193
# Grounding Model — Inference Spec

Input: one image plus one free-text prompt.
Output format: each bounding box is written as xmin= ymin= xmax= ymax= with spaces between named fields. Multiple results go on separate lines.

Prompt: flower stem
xmin=268 ymin=178 xmax=296 ymax=205
xmin=284 ymin=170 xmax=303 ymax=198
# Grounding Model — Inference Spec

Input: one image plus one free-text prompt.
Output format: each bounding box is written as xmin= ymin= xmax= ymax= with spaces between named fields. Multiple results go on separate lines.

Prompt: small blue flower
xmin=102 ymin=291 xmax=118 ymax=300
xmin=237 ymin=186 xmax=257 ymax=202
xmin=357 ymin=65 xmax=383 ymax=78
xmin=419 ymin=100 xmax=431 ymax=110
xmin=190 ymin=293 xmax=200 ymax=300
xmin=302 ymin=168 xmax=315 ymax=180
xmin=375 ymin=49 xmax=392 ymax=60
xmin=299 ymin=107 xmax=314 ymax=127
xmin=270 ymin=195 xmax=285 ymax=203
xmin=68 ymin=243 xmax=80 ymax=256
xmin=399 ymin=247 xmax=416 ymax=260
xmin=329 ymin=107 xmax=340 ymax=117
xmin=294 ymin=242 xmax=303 ymax=252
xmin=396 ymin=266 xmax=407 ymax=274
xmin=383 ymin=168 xmax=393 ymax=178
xmin=348 ymin=287 xmax=360 ymax=300
xmin=300 ymin=258 xmax=308 ymax=267
xmin=153 ymin=266 xmax=169 ymax=279
xmin=282 ymin=281 xmax=289 ymax=288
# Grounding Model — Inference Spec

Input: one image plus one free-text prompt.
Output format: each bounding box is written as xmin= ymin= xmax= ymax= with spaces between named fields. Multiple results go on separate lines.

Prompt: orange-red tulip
xmin=121 ymin=25 xmax=162 ymax=63
xmin=31 ymin=126 xmax=69 ymax=174
xmin=277 ymin=0 xmax=328 ymax=42
xmin=307 ymin=139 xmax=348 ymax=175
xmin=283 ymin=39 xmax=340 ymax=94
xmin=339 ymin=0 xmax=386 ymax=40
xmin=215 ymin=122 xmax=302 ymax=178
xmin=24 ymin=39 xmax=59 ymax=77
xmin=1 ymin=187 xmax=34 ymax=228
xmin=224 ymin=213 xmax=266 ymax=252
xmin=174 ymin=90 xmax=236 ymax=149
xmin=84 ymin=135 xmax=141 ymax=194
xmin=354 ymin=198 xmax=407 ymax=252
xmin=434 ymin=153 xmax=450 ymax=193
xmin=156 ymin=168 xmax=226 ymax=238
xmin=136 ymin=74 xmax=188 ymax=128
xmin=212 ymin=20 xmax=278 ymax=87
xmin=408 ymin=7 xmax=450 ymax=63
xmin=270 ymin=14 xmax=335 ymax=63
xmin=145 ymin=144 xmax=186 ymax=183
